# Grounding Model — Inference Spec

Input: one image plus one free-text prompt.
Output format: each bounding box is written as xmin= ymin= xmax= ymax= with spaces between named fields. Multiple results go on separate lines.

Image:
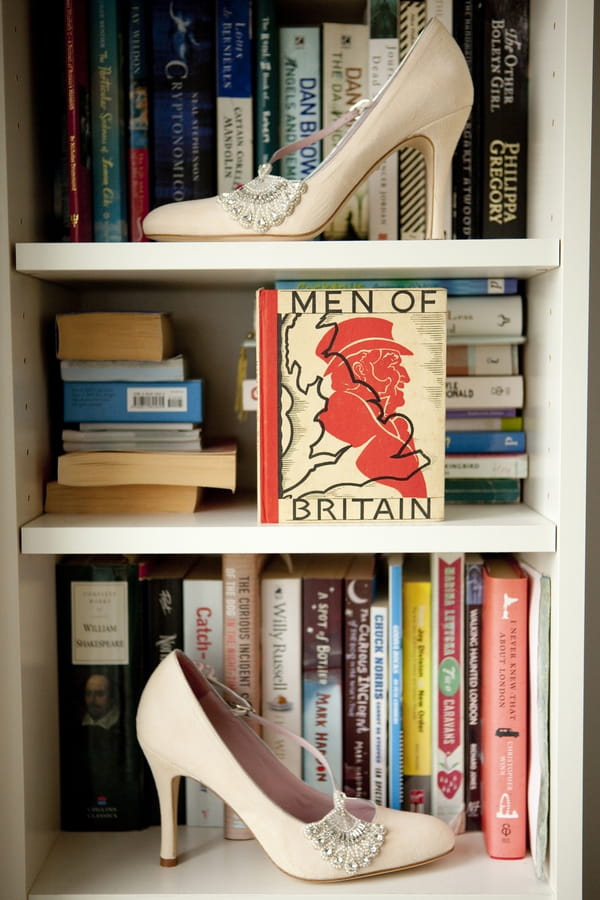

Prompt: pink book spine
xmin=64 ymin=0 xmax=93 ymax=242
xmin=481 ymin=555 xmax=528 ymax=858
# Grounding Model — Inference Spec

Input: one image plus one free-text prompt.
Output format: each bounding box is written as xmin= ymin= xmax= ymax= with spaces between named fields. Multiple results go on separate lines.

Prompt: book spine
xmin=343 ymin=570 xmax=373 ymax=798
xmin=222 ymin=553 xmax=263 ymax=838
xmin=397 ymin=2 xmax=427 ymax=240
xmin=273 ymin=277 xmax=519 ymax=295
xmin=253 ymin=0 xmax=279 ymax=168
xmin=452 ymin=0 xmax=479 ymax=238
xmin=446 ymin=343 xmax=519 ymax=376
xmin=445 ymin=415 xmax=523 ymax=432
xmin=60 ymin=357 xmax=186 ymax=382
xmin=183 ymin=563 xmax=225 ymax=827
xmin=402 ymin=559 xmax=432 ymax=814
xmin=150 ymin=0 xmax=216 ymax=207
xmin=464 ymin=555 xmax=483 ymax=831
xmin=216 ymin=0 xmax=253 ymax=193
xmin=278 ymin=27 xmax=321 ymax=179
xmin=445 ymin=431 xmax=525 ymax=454
xmin=367 ymin=30 xmax=398 ymax=240
xmin=302 ymin=575 xmax=344 ymax=794
xmin=387 ymin=558 xmax=403 ymax=809
xmin=62 ymin=380 xmax=203 ymax=423
xmin=260 ymin=569 xmax=303 ymax=776
xmin=64 ymin=0 xmax=93 ymax=241
xmin=445 ymin=453 xmax=528 ymax=479
xmin=481 ymin=556 xmax=529 ymax=858
xmin=369 ymin=599 xmax=388 ymax=805
xmin=56 ymin=556 xmax=145 ymax=829
xmin=445 ymin=477 xmax=522 ymax=503
xmin=127 ymin=1 xmax=150 ymax=241
xmin=480 ymin=0 xmax=529 ymax=238
xmin=446 ymin=375 xmax=524 ymax=410
xmin=89 ymin=0 xmax=128 ymax=241
xmin=431 ymin=552 xmax=465 ymax=829
xmin=321 ymin=23 xmax=370 ymax=239
xmin=447 ymin=295 xmax=523 ymax=338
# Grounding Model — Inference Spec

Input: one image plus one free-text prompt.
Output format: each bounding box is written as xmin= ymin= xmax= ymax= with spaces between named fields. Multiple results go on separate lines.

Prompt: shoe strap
xmin=199 ymin=663 xmax=339 ymax=794
xmin=259 ymin=97 xmax=372 ymax=178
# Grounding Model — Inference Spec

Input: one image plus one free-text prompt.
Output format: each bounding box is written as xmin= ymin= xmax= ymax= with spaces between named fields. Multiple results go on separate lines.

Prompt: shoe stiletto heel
xmin=137 ymin=650 xmax=456 ymax=882
xmin=142 ymin=18 xmax=473 ymax=243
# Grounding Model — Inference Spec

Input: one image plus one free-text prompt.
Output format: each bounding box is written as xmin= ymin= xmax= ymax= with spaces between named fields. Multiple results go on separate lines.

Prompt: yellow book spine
xmin=402 ymin=567 xmax=432 ymax=812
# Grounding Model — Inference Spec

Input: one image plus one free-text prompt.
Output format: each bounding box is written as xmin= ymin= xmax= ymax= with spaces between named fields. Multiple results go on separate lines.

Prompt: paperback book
xmin=216 ymin=0 xmax=253 ymax=193
xmin=278 ymin=26 xmax=321 ymax=179
xmin=62 ymin=380 xmax=203 ymax=424
xmin=257 ymin=287 xmax=447 ymax=523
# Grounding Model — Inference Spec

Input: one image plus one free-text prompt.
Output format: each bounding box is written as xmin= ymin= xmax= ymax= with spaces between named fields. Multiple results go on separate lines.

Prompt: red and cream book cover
xmin=480 ymin=554 xmax=529 ymax=859
xmin=257 ymin=287 xmax=447 ymax=523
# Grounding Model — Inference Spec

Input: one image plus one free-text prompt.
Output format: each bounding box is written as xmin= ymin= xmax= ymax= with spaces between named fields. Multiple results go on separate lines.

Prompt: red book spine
xmin=481 ymin=555 xmax=528 ymax=858
xmin=64 ymin=0 xmax=93 ymax=242
xmin=257 ymin=289 xmax=280 ymax=523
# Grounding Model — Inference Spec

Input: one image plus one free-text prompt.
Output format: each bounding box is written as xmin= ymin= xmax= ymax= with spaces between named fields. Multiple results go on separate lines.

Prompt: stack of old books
xmin=44 ymin=311 xmax=236 ymax=513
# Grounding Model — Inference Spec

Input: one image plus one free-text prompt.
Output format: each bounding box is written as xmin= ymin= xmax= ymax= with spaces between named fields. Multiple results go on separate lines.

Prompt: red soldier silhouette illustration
xmin=313 ymin=317 xmax=430 ymax=496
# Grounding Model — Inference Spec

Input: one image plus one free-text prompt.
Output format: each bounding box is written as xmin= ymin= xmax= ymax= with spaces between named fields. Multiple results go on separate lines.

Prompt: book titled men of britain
xmin=257 ymin=287 xmax=447 ymax=523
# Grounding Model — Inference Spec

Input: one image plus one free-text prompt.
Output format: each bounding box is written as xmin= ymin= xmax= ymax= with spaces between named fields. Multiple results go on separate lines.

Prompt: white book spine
xmin=261 ymin=573 xmax=303 ymax=776
xmin=367 ymin=37 xmax=399 ymax=240
xmin=446 ymin=375 xmax=524 ymax=409
xmin=182 ymin=571 xmax=224 ymax=827
xmin=445 ymin=453 xmax=528 ymax=478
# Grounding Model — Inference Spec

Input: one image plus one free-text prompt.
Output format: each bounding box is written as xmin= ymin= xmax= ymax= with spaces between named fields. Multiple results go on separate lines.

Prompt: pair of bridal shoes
xmin=137 ymin=650 xmax=455 ymax=881
xmin=142 ymin=18 xmax=473 ymax=243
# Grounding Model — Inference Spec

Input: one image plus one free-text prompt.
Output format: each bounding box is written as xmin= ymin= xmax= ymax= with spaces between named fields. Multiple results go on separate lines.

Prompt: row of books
xmin=55 ymin=550 xmax=549 ymax=870
xmin=45 ymin=310 xmax=237 ymax=513
xmin=63 ymin=0 xmax=528 ymax=242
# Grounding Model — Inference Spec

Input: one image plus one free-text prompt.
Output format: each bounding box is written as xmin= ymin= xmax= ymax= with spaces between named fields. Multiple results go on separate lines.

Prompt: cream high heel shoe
xmin=142 ymin=18 xmax=472 ymax=243
xmin=137 ymin=650 xmax=455 ymax=881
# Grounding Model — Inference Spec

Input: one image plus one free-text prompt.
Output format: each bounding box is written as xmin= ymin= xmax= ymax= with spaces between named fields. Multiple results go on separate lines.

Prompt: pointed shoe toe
xmin=142 ymin=17 xmax=473 ymax=243
xmin=137 ymin=650 xmax=456 ymax=882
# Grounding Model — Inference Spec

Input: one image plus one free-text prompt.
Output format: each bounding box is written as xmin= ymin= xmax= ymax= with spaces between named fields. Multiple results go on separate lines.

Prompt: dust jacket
xmin=257 ymin=287 xmax=447 ymax=523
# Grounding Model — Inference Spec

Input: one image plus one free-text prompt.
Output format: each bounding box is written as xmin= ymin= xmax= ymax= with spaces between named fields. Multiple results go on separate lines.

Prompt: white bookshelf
xmin=0 ymin=0 xmax=594 ymax=898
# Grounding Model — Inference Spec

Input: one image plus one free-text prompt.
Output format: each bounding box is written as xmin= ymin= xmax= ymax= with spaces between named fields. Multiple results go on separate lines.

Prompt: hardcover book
xmin=253 ymin=0 xmax=279 ymax=168
xmin=60 ymin=355 xmax=187 ymax=382
xmin=343 ymin=554 xmax=375 ymax=798
xmin=446 ymin=295 xmax=524 ymax=339
xmin=302 ymin=555 xmax=350 ymax=794
xmin=480 ymin=555 xmax=529 ymax=859
xmin=445 ymin=453 xmax=528 ymax=479
xmin=321 ymin=22 xmax=369 ymax=239
xmin=387 ymin=553 xmax=404 ymax=809
xmin=182 ymin=555 xmax=225 ymax=827
xmin=402 ymin=554 xmax=432 ymax=814
xmin=479 ymin=0 xmax=529 ymax=238
xmin=396 ymin=1 xmax=427 ymax=240
xmin=445 ymin=477 xmax=521 ymax=504
xmin=62 ymin=380 xmax=203 ymax=424
xmin=278 ymin=27 xmax=321 ymax=179
xmin=55 ymin=311 xmax=176 ymax=361
xmin=64 ymin=0 xmax=93 ymax=241
xmin=445 ymin=431 xmax=525 ymax=454
xmin=56 ymin=555 xmax=145 ymax=829
xmin=431 ymin=551 xmax=465 ymax=830
xmin=150 ymin=0 xmax=216 ymax=206
xmin=452 ymin=0 xmax=479 ymax=238
xmin=216 ymin=0 xmax=253 ymax=193
xmin=445 ymin=375 xmax=524 ymax=410
xmin=367 ymin=0 xmax=398 ymax=240
xmin=222 ymin=552 xmax=264 ymax=837
xmin=260 ymin=554 xmax=305 ymax=777
xmin=274 ymin=277 xmax=519 ymax=295
xmin=464 ymin=553 xmax=484 ymax=831
xmin=89 ymin=0 xmax=128 ymax=241
xmin=127 ymin=1 xmax=150 ymax=240
xmin=446 ymin=343 xmax=520 ymax=376
xmin=369 ymin=591 xmax=388 ymax=806
xmin=257 ymin=287 xmax=447 ymax=523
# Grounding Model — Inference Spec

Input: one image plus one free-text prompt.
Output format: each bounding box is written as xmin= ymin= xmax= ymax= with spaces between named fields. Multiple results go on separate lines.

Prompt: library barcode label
xmin=127 ymin=388 xmax=188 ymax=412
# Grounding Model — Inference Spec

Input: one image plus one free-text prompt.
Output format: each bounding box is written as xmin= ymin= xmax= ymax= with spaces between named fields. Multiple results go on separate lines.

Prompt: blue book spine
xmin=279 ymin=27 xmax=321 ymax=179
xmin=387 ymin=556 xmax=403 ymax=809
xmin=273 ymin=278 xmax=519 ymax=295
xmin=445 ymin=431 xmax=526 ymax=454
xmin=89 ymin=0 xmax=128 ymax=241
xmin=63 ymin=380 xmax=203 ymax=423
xmin=216 ymin=0 xmax=253 ymax=192
xmin=150 ymin=0 xmax=216 ymax=206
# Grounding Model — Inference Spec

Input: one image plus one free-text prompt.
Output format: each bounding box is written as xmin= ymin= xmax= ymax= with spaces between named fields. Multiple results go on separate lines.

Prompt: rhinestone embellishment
xmin=304 ymin=791 xmax=386 ymax=875
xmin=217 ymin=164 xmax=307 ymax=233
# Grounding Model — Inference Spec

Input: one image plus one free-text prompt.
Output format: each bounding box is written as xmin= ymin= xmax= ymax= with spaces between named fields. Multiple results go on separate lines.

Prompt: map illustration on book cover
xmin=257 ymin=288 xmax=447 ymax=522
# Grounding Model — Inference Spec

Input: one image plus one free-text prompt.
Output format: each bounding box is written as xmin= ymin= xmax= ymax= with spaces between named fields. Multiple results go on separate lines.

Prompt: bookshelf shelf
xmin=15 ymin=238 xmax=559 ymax=287
xmin=20 ymin=500 xmax=557 ymax=556
xmin=0 ymin=0 xmax=594 ymax=898
xmin=29 ymin=829 xmax=549 ymax=900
